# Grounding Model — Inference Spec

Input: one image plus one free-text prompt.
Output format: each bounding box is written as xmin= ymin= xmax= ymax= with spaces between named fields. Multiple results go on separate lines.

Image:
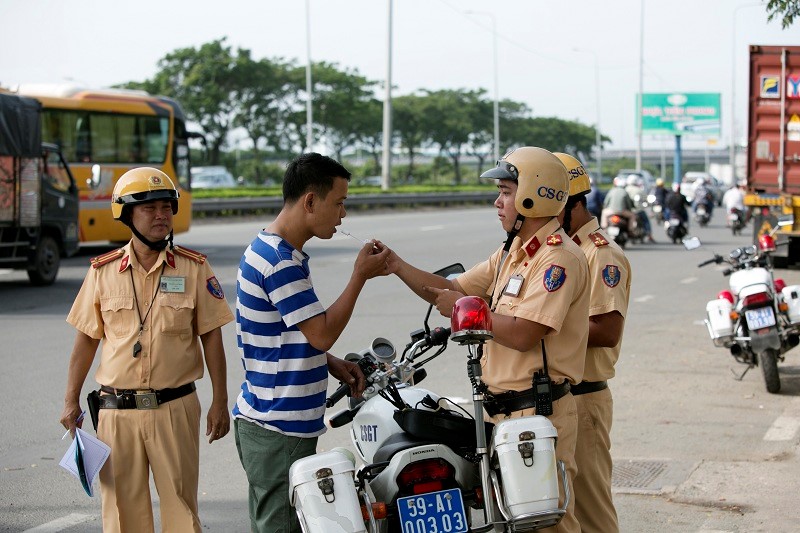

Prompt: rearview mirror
xmin=682 ymin=237 xmax=701 ymax=250
xmin=433 ymin=263 xmax=465 ymax=280
xmin=778 ymin=214 xmax=794 ymax=228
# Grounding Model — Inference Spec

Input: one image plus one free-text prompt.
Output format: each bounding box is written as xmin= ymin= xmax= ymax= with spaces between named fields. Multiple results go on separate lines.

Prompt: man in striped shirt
xmin=233 ymin=153 xmax=392 ymax=533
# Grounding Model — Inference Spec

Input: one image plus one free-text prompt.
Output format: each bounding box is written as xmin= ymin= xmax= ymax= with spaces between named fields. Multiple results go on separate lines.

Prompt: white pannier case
xmin=490 ymin=415 xmax=560 ymax=518
xmin=706 ymin=298 xmax=734 ymax=345
xmin=289 ymin=448 xmax=366 ymax=533
xmin=781 ymin=284 xmax=800 ymax=325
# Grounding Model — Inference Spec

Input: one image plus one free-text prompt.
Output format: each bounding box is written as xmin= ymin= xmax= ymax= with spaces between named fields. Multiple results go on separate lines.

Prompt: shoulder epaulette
xmin=588 ymin=232 xmax=609 ymax=247
xmin=173 ymin=245 xmax=207 ymax=264
xmin=546 ymin=234 xmax=563 ymax=246
xmin=90 ymin=248 xmax=125 ymax=269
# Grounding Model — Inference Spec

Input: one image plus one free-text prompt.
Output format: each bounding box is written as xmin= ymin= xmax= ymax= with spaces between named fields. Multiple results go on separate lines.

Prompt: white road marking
xmin=692 ymin=320 xmax=707 ymax=326
xmin=680 ymin=276 xmax=698 ymax=284
xmin=764 ymin=398 xmax=800 ymax=441
xmin=634 ymin=294 xmax=654 ymax=303
xmin=22 ymin=514 xmax=95 ymax=532
xmin=420 ymin=225 xmax=445 ymax=232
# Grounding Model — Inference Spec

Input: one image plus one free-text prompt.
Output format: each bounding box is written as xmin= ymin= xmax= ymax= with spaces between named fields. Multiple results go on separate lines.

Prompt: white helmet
xmin=626 ymin=174 xmax=640 ymax=187
xmin=613 ymin=176 xmax=627 ymax=187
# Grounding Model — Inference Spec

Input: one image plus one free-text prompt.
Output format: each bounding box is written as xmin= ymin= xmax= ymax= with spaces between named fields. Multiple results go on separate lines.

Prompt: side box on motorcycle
xmin=289 ymin=449 xmax=366 ymax=533
xmin=490 ymin=416 xmax=561 ymax=523
xmin=781 ymin=285 xmax=800 ymax=325
xmin=705 ymin=298 xmax=734 ymax=346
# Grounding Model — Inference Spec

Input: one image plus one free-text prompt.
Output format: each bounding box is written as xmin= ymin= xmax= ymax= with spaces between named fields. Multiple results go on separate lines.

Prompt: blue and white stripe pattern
xmin=233 ymin=232 xmax=328 ymax=437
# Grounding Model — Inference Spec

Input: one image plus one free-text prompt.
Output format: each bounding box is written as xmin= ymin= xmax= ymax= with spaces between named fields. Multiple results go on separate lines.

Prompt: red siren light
xmin=759 ymin=234 xmax=776 ymax=252
xmin=450 ymin=296 xmax=493 ymax=345
xmin=717 ymin=290 xmax=734 ymax=304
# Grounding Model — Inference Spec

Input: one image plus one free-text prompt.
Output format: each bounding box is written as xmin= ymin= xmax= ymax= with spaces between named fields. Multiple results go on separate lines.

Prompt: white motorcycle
xmin=289 ymin=265 xmax=568 ymax=533
xmin=686 ymin=217 xmax=800 ymax=393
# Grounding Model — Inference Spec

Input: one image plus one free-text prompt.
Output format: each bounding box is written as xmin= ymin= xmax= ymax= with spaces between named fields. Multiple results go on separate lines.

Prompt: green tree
xmin=422 ymin=89 xmax=484 ymax=184
xmin=393 ymin=93 xmax=429 ymax=181
xmin=767 ymin=0 xmax=800 ymax=28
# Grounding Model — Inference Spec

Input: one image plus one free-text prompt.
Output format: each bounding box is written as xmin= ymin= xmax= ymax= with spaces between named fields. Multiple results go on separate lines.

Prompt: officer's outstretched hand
xmin=423 ymin=286 xmax=465 ymax=318
xmin=206 ymin=400 xmax=230 ymax=444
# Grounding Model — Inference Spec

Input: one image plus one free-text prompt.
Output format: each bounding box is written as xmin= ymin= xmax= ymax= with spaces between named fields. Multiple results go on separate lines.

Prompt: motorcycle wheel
xmin=758 ymin=349 xmax=781 ymax=394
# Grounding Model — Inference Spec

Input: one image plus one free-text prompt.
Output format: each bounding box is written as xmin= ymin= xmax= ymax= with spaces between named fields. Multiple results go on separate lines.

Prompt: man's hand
xmin=423 ymin=286 xmax=465 ymax=318
xmin=59 ymin=400 xmax=84 ymax=438
xmin=353 ymin=240 xmax=393 ymax=280
xmin=327 ymin=354 xmax=366 ymax=398
xmin=206 ymin=399 xmax=230 ymax=444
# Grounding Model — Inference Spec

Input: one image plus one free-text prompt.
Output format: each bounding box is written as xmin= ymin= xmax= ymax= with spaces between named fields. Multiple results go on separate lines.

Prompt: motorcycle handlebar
xmin=325 ymin=382 xmax=350 ymax=408
xmin=698 ymin=256 xmax=721 ymax=268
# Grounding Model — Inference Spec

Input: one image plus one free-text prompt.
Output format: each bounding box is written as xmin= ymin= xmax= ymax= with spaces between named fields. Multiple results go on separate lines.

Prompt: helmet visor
xmin=116 ymin=189 xmax=179 ymax=206
xmin=480 ymin=160 xmax=519 ymax=181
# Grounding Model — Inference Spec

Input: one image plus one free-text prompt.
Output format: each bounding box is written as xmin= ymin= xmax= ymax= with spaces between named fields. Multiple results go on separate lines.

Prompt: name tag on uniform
xmin=503 ymin=275 xmax=524 ymax=297
xmin=160 ymin=276 xmax=186 ymax=293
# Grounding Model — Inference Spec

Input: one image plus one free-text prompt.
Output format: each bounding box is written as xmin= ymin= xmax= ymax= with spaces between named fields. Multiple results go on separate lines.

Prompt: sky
xmin=1 ymin=0 xmax=798 ymax=153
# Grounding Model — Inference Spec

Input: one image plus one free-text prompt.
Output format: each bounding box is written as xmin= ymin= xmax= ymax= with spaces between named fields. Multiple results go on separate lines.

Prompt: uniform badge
xmin=542 ymin=264 xmax=566 ymax=292
xmin=206 ymin=277 xmax=225 ymax=299
xmin=603 ymin=265 xmax=621 ymax=288
xmin=589 ymin=232 xmax=609 ymax=247
xmin=118 ymin=255 xmax=129 ymax=273
xmin=546 ymin=234 xmax=562 ymax=246
xmin=524 ymin=237 xmax=541 ymax=257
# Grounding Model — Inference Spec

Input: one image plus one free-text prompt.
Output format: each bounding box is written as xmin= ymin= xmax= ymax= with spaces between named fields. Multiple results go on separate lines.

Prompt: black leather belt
xmin=484 ymin=381 xmax=570 ymax=417
xmin=99 ymin=383 xmax=196 ymax=410
xmin=570 ymin=380 xmax=608 ymax=396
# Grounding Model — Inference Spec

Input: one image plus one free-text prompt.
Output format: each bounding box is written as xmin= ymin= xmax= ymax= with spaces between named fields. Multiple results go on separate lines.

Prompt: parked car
xmin=680 ymin=171 xmax=724 ymax=205
xmin=190 ymin=166 xmax=237 ymax=190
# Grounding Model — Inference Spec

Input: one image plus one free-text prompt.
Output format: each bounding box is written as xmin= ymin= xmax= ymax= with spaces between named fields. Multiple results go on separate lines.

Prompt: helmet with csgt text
xmin=111 ymin=167 xmax=180 ymax=221
xmin=480 ymin=146 xmax=569 ymax=218
xmin=554 ymin=152 xmax=591 ymax=196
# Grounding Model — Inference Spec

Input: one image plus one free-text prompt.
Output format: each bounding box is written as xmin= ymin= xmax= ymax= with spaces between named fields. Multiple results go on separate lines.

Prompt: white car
xmin=680 ymin=172 xmax=724 ymax=205
xmin=191 ymin=166 xmax=237 ymax=190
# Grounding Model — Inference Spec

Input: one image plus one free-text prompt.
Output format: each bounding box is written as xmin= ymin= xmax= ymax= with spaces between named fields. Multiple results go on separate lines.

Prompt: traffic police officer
xmin=556 ymin=153 xmax=632 ymax=533
xmin=59 ymin=167 xmax=234 ymax=532
xmin=389 ymin=147 xmax=590 ymax=533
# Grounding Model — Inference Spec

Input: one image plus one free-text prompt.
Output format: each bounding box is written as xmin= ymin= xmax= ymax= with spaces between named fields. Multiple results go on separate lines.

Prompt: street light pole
xmin=380 ymin=0 xmax=393 ymax=190
xmin=466 ymin=10 xmax=500 ymax=162
xmin=305 ymin=0 xmax=313 ymax=152
xmin=731 ymin=3 xmax=761 ymax=183
xmin=573 ymin=48 xmax=602 ymax=179
xmin=636 ymin=0 xmax=645 ymax=171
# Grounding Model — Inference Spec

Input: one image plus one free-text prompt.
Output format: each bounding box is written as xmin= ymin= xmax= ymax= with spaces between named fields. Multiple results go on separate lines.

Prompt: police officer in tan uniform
xmin=388 ymin=147 xmax=590 ymax=533
xmin=59 ymin=168 xmax=234 ymax=533
xmin=556 ymin=153 xmax=632 ymax=533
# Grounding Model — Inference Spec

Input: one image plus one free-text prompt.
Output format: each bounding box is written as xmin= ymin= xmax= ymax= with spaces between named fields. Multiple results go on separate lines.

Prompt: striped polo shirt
xmin=233 ymin=232 xmax=328 ymax=437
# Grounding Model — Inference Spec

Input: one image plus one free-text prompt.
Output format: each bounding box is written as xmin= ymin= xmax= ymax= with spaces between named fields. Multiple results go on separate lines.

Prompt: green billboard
xmin=639 ymin=93 xmax=720 ymax=135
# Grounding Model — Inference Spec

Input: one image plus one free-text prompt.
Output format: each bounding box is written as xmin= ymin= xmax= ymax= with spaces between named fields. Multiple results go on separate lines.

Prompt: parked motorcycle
xmin=686 ymin=216 xmax=799 ymax=393
xmin=289 ymin=264 xmax=568 ymax=532
xmin=664 ymin=216 xmax=688 ymax=244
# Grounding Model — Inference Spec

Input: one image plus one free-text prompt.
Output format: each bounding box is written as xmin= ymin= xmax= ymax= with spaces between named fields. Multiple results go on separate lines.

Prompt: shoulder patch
xmin=542 ymin=264 xmax=567 ymax=292
xmin=90 ymin=248 xmax=124 ymax=269
xmin=173 ymin=245 xmax=207 ymax=264
xmin=602 ymin=264 xmax=621 ymax=288
xmin=206 ymin=276 xmax=225 ymax=299
xmin=546 ymin=234 xmax=563 ymax=246
xmin=588 ymin=232 xmax=609 ymax=247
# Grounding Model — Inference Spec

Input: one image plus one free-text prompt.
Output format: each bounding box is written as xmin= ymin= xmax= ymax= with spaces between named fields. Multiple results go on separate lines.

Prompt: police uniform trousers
xmin=573 ymin=387 xmax=618 ymax=533
xmin=97 ymin=391 xmax=202 ymax=533
xmin=488 ymin=393 xmax=579 ymax=533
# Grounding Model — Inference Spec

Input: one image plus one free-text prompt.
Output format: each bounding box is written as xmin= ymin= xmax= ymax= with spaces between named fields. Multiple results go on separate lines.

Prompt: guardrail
xmin=192 ymin=191 xmax=497 ymax=215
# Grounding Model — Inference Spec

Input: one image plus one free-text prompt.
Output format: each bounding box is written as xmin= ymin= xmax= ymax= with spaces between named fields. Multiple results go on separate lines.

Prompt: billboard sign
xmin=640 ymin=92 xmax=721 ymax=136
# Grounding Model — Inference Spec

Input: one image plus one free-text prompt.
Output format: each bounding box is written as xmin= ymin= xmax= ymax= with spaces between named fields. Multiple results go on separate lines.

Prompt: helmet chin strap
xmin=503 ymin=213 xmax=526 ymax=252
xmin=129 ymin=223 xmax=173 ymax=251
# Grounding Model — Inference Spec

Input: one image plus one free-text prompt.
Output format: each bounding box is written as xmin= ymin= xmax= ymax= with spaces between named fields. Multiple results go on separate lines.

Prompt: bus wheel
xmin=28 ymin=235 xmax=60 ymax=286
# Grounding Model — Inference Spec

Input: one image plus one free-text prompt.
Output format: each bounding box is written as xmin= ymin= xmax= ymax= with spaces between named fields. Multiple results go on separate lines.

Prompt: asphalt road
xmin=1 ymin=207 xmax=798 ymax=532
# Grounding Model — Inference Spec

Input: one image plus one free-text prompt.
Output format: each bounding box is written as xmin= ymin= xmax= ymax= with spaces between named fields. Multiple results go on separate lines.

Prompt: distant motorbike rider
xmin=601 ymin=176 xmax=636 ymax=231
xmin=585 ymin=175 xmax=605 ymax=220
xmin=624 ymin=175 xmax=655 ymax=243
xmin=722 ymin=181 xmax=747 ymax=227
xmin=692 ymin=177 xmax=715 ymax=217
xmin=652 ymin=178 xmax=668 ymax=211
xmin=665 ymin=183 xmax=690 ymax=224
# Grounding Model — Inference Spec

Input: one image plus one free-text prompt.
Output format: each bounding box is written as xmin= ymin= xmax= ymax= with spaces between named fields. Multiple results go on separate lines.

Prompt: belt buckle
xmin=134 ymin=392 xmax=158 ymax=410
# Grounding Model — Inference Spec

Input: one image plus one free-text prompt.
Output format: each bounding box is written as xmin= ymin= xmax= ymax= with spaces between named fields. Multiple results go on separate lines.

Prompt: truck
xmin=0 ymin=92 xmax=79 ymax=285
xmin=744 ymin=45 xmax=800 ymax=266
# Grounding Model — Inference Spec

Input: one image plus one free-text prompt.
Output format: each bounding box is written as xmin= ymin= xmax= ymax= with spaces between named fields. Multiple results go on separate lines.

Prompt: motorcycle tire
xmin=758 ymin=349 xmax=781 ymax=394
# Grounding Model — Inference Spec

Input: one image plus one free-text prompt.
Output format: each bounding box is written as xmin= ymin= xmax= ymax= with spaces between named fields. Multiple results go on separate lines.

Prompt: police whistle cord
xmin=129 ymin=264 xmax=166 ymax=357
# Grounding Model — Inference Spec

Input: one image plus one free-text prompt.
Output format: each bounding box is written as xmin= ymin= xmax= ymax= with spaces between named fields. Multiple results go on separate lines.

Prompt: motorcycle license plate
xmin=745 ymin=307 xmax=776 ymax=330
xmin=397 ymin=488 xmax=468 ymax=533
xmin=606 ymin=225 xmax=620 ymax=237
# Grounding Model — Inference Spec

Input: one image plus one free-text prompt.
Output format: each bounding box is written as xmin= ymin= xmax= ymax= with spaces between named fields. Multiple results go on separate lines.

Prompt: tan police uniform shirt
xmin=457 ymin=218 xmax=590 ymax=392
xmin=67 ymin=242 xmax=234 ymax=390
xmin=573 ymin=218 xmax=632 ymax=381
